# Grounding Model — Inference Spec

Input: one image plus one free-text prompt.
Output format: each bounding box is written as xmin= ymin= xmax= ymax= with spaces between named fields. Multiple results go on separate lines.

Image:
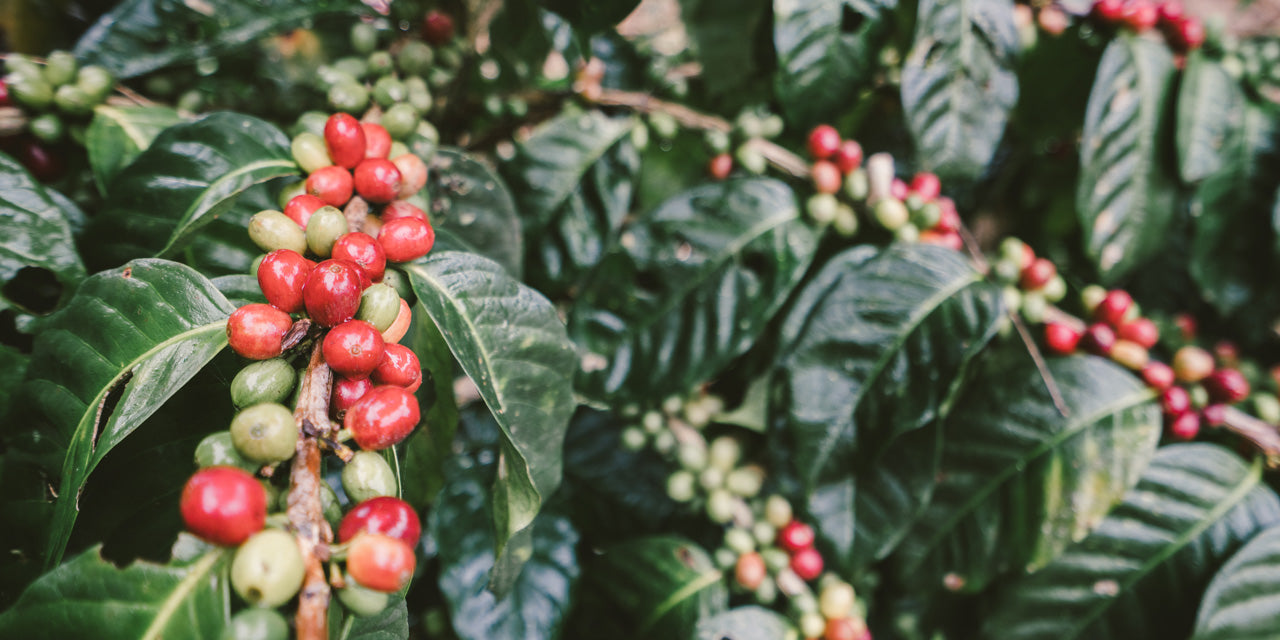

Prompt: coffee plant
xmin=2 ymin=0 xmax=1280 ymax=638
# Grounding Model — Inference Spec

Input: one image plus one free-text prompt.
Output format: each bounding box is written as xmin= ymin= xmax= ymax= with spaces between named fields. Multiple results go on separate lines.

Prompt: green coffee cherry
xmin=833 ymin=205 xmax=859 ymax=237
xmin=894 ymin=223 xmax=919 ymax=243
xmin=76 ymin=65 xmax=114 ymax=100
xmin=350 ymin=22 xmax=379 ymax=55
xmin=1021 ymin=291 xmax=1047 ymax=324
xmin=764 ymin=495 xmax=792 ymax=528
xmin=231 ymin=359 xmax=297 ymax=408
xmin=707 ymin=436 xmax=741 ymax=471
xmin=652 ymin=430 xmax=676 ymax=455
xmin=752 ymin=521 xmax=775 ymax=547
xmin=1254 ymin=393 xmax=1280 ymax=425
xmin=705 ymin=129 xmax=730 ymax=154
xmin=844 ymin=168 xmax=869 ymax=201
xmin=874 ymin=199 xmax=910 ymax=231
xmin=699 ymin=467 xmax=724 ymax=491
xmin=367 ymin=51 xmax=395 ymax=77
xmin=436 ymin=46 xmax=463 ymax=70
xmin=724 ymin=527 xmax=755 ymax=554
xmin=357 ymin=284 xmax=401 ymax=332
xmin=379 ymin=268 xmax=415 ymax=302
xmin=1080 ymin=284 xmax=1107 ymax=314
xmin=53 ymin=84 xmax=93 ymax=116
xmin=387 ymin=141 xmax=411 ymax=160
xmin=291 ymin=132 xmax=332 ymax=174
xmin=735 ymin=144 xmax=767 ymax=174
xmin=342 ymin=451 xmax=398 ymax=503
xmin=333 ymin=56 xmax=369 ymax=80
xmin=397 ymin=41 xmax=435 ymax=76
xmin=4 ymin=54 xmax=41 ymax=79
xmin=913 ymin=202 xmax=942 ymax=229
xmin=328 ymin=81 xmax=370 ymax=114
xmin=321 ymin=481 xmax=343 ymax=530
xmin=706 ymin=489 xmax=736 ymax=524
xmin=998 ymin=237 xmax=1026 ymax=264
xmin=630 ymin=122 xmax=650 ymax=150
xmin=372 ymin=76 xmax=407 ymax=108
xmin=726 ymin=466 xmax=764 ymax=498
xmin=336 ymin=578 xmax=390 ymax=617
xmin=306 ymin=206 xmax=349 ymax=258
xmin=426 ymin=67 xmax=453 ymax=91
xmin=293 ymin=111 xmax=330 ymax=138
xmin=249 ymin=210 xmax=308 ymax=254
xmin=176 ymin=89 xmax=204 ymax=113
xmin=677 ymin=440 xmax=707 ymax=471
xmin=231 ymin=529 xmax=306 ymax=607
xmin=382 ymin=103 xmax=419 ymax=139
xmin=404 ymin=77 xmax=432 ymax=113
xmin=9 ymin=74 xmax=54 ymax=110
xmin=649 ymin=112 xmax=678 ymax=139
xmin=620 ymin=426 xmax=647 ymax=451
xmin=1042 ymin=275 xmax=1067 ymax=303
xmin=806 ymin=194 xmax=838 ymax=225
xmin=263 ymin=480 xmax=284 ymax=512
xmin=230 ymin=403 xmax=299 ymax=464
xmin=194 ymin=432 xmax=257 ymax=471
xmin=762 ymin=548 xmax=790 ymax=572
xmin=250 ymin=255 xmax=266 ymax=278
xmin=43 ymin=51 xmax=78 ymax=87
xmin=219 ymin=607 xmax=289 ymax=640
xmin=1002 ymin=286 xmax=1022 ymax=314
xmin=666 ymin=470 xmax=696 ymax=502
xmin=314 ymin=66 xmax=356 ymax=93
xmin=28 ymin=113 xmax=64 ymax=143
xmin=276 ymin=180 xmax=307 ymax=209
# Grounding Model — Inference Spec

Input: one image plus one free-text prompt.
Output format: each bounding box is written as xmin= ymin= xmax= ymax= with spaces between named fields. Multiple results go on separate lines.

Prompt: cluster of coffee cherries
xmin=0 ymin=51 xmax=115 ymax=180
xmin=698 ymin=106 xmax=786 ymax=179
xmin=989 ymin=238 xmax=1070 ymax=325
xmin=623 ymin=392 xmax=871 ymax=640
xmin=1090 ymin=0 xmax=1205 ymax=51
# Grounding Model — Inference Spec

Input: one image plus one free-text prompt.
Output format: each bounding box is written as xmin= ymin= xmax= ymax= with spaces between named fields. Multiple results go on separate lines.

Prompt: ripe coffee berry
xmin=1169 ymin=411 xmax=1200 ymax=441
xmin=1093 ymin=290 xmax=1133 ymax=326
xmin=382 ymin=200 xmax=429 ymax=223
xmin=807 ymin=125 xmax=841 ymax=159
xmin=227 ymin=304 xmax=293 ymax=360
xmin=421 ymin=10 xmax=456 ymax=45
xmin=284 ymin=194 xmax=328 ymax=228
xmin=1173 ymin=346 xmax=1215 ymax=383
xmin=1157 ymin=0 xmax=1184 ymax=23
xmin=347 ymin=533 xmax=416 ymax=593
xmin=325 ymin=113 xmax=367 ymax=169
xmin=1124 ymin=0 xmax=1159 ymax=31
xmin=1094 ymin=0 xmax=1125 ymax=22
xmin=1019 ymin=258 xmax=1056 ymax=290
xmin=1142 ymin=362 xmax=1176 ymax=392
xmin=372 ymin=343 xmax=422 ymax=391
xmin=324 ymin=320 xmax=386 ymax=380
xmin=391 ymin=153 xmax=428 ymax=200
xmin=708 ymin=153 xmax=733 ymax=180
xmin=825 ymin=618 xmax=861 ymax=640
xmin=332 ymin=376 xmax=374 ymax=415
xmin=354 ymin=158 xmax=403 ymax=204
xmin=1043 ymin=322 xmax=1081 ymax=355
xmin=1162 ymin=386 xmax=1190 ymax=416
xmin=1204 ymin=368 xmax=1250 ymax=404
xmin=379 ymin=217 xmax=435 ymax=263
xmin=1202 ymin=403 xmax=1227 ymax=426
xmin=303 ymin=259 xmax=365 ymax=326
xmin=790 ymin=546 xmax=824 ymax=581
xmin=381 ymin=299 xmax=413 ymax=344
xmin=1081 ymin=323 xmax=1116 ymax=356
xmin=1175 ymin=17 xmax=1205 ymax=50
xmin=333 ymin=232 xmax=388 ymax=282
xmin=338 ymin=496 xmax=422 ymax=547
xmin=910 ymin=172 xmax=941 ymax=201
xmin=777 ymin=520 xmax=815 ymax=553
xmin=811 ymin=161 xmax=842 ymax=195
xmin=180 ymin=466 xmax=267 ymax=546
xmin=1110 ymin=340 xmax=1149 ymax=371
xmin=346 ymin=385 xmax=420 ymax=450
xmin=362 ymin=122 xmax=392 ymax=159
xmin=734 ymin=552 xmax=767 ymax=591
xmin=258 ymin=249 xmax=313 ymax=313
xmin=306 ymin=165 xmax=354 ymax=207
xmin=1117 ymin=317 xmax=1159 ymax=349
xmin=833 ymin=140 xmax=863 ymax=174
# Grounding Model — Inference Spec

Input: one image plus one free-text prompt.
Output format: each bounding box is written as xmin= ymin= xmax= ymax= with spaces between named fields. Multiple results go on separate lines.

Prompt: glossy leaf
xmin=82 ymin=113 xmax=297 ymax=270
xmin=534 ymin=0 xmax=640 ymax=36
xmin=404 ymin=252 xmax=575 ymax=592
xmin=0 ymin=152 xmax=86 ymax=312
xmin=1192 ymin=525 xmax=1280 ymax=639
xmin=773 ymin=0 xmax=896 ymax=126
xmin=210 ymin=274 xmax=266 ymax=308
xmin=695 ymin=606 xmax=799 ymax=640
xmin=73 ymin=0 xmax=362 ymax=78
xmin=981 ymin=443 xmax=1280 ymax=639
xmin=0 ymin=345 xmax=29 ymax=422
xmin=0 ymin=544 xmax=229 ymax=639
xmin=775 ymin=244 xmax=1002 ymax=491
xmin=85 ymin=104 xmax=183 ymax=194
xmin=11 ymin=259 xmax=234 ymax=566
xmin=400 ymin=312 xmax=460 ymax=508
xmin=433 ymin=453 xmax=579 ymax=640
xmin=342 ymin=599 xmax=410 ymax=640
xmin=1077 ymin=36 xmax=1179 ymax=283
xmin=901 ymin=0 xmax=1020 ymax=181
xmin=572 ymin=178 xmax=816 ymax=403
xmin=894 ymin=354 xmax=1161 ymax=592
xmin=681 ymin=0 xmax=771 ymax=98
xmin=426 ymin=148 xmax=524 ymax=277
xmin=1176 ymin=52 xmax=1245 ymax=184
xmin=184 ymin=183 xmax=278 ymax=278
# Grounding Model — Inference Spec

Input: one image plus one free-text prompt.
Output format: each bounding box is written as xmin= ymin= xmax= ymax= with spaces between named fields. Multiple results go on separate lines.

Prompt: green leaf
xmin=1192 ymin=525 xmax=1280 ymax=639
xmin=533 ymin=0 xmax=640 ymax=36
xmin=85 ymin=104 xmax=183 ymax=195
xmin=981 ymin=443 xmax=1280 ymax=639
xmin=0 ymin=152 xmax=86 ymax=312
xmin=433 ymin=453 xmax=579 ymax=640
xmin=572 ymin=178 xmax=816 ymax=403
xmin=344 ymin=599 xmax=410 ymax=640
xmin=695 ymin=606 xmax=799 ymax=640
xmin=775 ymin=244 xmax=1002 ymax=491
xmin=0 ymin=544 xmax=230 ymax=639
xmin=1176 ymin=52 xmax=1245 ymax=184
xmin=773 ymin=0 xmax=896 ymax=126
xmin=185 ymin=183 xmax=279 ymax=278
xmin=210 ymin=274 xmax=266 ymax=308
xmin=1076 ymin=36 xmax=1179 ymax=283
xmin=399 ymin=312 xmax=459 ymax=508
xmin=0 ymin=345 xmax=29 ymax=422
xmin=894 ymin=354 xmax=1161 ymax=592
xmin=573 ymin=536 xmax=727 ymax=639
xmin=901 ymin=0 xmax=1020 ymax=182
xmin=73 ymin=0 xmax=362 ymax=78
xmin=403 ymin=252 xmax=575 ymax=593
xmin=426 ymin=148 xmax=524 ymax=278
xmin=10 ymin=259 xmax=234 ymax=567
xmin=82 ymin=112 xmax=297 ymax=270
xmin=681 ymin=0 xmax=771 ymax=98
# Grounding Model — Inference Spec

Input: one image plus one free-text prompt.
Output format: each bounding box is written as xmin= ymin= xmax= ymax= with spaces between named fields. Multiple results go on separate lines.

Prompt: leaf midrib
xmin=156 ymin=157 xmax=298 ymax=258
xmin=140 ymin=549 xmax=227 ymax=640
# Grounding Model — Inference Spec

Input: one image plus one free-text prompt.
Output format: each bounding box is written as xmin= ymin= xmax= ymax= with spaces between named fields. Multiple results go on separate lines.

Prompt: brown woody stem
xmin=290 ymin=343 xmax=334 ymax=640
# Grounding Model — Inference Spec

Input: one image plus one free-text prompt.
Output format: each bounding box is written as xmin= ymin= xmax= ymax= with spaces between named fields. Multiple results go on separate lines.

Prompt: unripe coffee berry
xmin=231 ymin=358 xmax=297 ymax=408
xmin=873 ymin=198 xmax=909 ymax=231
xmin=306 ymin=205 xmax=350 ymax=258
xmin=382 ymin=200 xmax=428 ymax=223
xmin=230 ymin=402 xmax=299 ymax=464
xmin=381 ymin=299 xmax=413 ymax=344
xmin=345 ymin=386 xmax=420 ymax=450
xmin=325 ymin=113 xmax=368 ymax=169
xmin=382 ymin=103 xmax=419 ymax=140
xmin=332 ymin=376 xmax=374 ymax=416
xmin=1110 ymin=339 xmax=1149 ymax=371
xmin=336 ymin=579 xmax=390 ymax=618
xmin=735 ymin=552 xmax=767 ymax=591
xmin=222 ymin=607 xmax=289 ymax=640
xmin=258 ymin=249 xmax=312 ymax=313
xmin=778 ymin=521 xmax=815 ymax=553
xmin=790 ymin=547 xmax=824 ymax=581
xmin=231 ymin=529 xmax=306 ymax=607
xmin=323 ymin=320 xmax=386 ymax=380
xmin=1043 ymin=322 xmax=1081 ymax=355
xmin=249 ymin=210 xmax=308 ymax=254
xmin=379 ymin=217 xmax=435 ymax=263
xmin=1173 ymin=346 xmax=1215 ymax=383
xmin=807 ymin=124 xmax=840 ymax=159
xmin=354 ymin=158 xmax=403 ymax=204
xmin=194 ymin=432 xmax=257 ymax=471
xmin=303 ymin=259 xmax=365 ymax=326
xmin=342 ymin=450 xmax=399 ymax=503
xmin=347 ymin=533 xmax=416 ymax=593
xmin=372 ymin=343 xmax=422 ymax=391
xmin=391 ymin=153 xmax=428 ymax=200
xmin=292 ymin=132 xmax=332 ymax=174
xmin=284 ymin=194 xmax=328 ymax=228
xmin=362 ymin=122 xmax=392 ymax=159
xmin=306 ymin=165 xmax=355 ymax=207
xmin=227 ymin=304 xmax=293 ymax=360
xmin=332 ymin=232 xmax=387 ymax=282
xmin=356 ymin=283 xmax=401 ymax=332
xmin=180 ymin=466 xmax=267 ymax=546
xmin=338 ymin=496 xmax=422 ymax=547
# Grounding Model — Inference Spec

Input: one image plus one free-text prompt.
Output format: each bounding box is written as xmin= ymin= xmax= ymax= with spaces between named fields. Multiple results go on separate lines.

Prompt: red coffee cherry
xmin=303 ymin=259 xmax=365 ymax=327
xmin=1117 ymin=317 xmax=1159 ymax=349
xmin=807 ymin=124 xmax=840 ymax=160
xmin=345 ymin=385 xmax=420 ymax=450
xmin=1123 ymin=0 xmax=1158 ymax=31
xmin=777 ymin=520 xmax=815 ymax=553
xmin=708 ymin=153 xmax=733 ymax=180
xmin=1043 ymin=322 xmax=1081 ymax=355
xmin=910 ymin=172 xmax=941 ymax=201
xmin=1141 ymin=361 xmax=1175 ymax=392
xmin=332 ymin=232 xmax=387 ymax=282
xmin=1081 ymin=323 xmax=1116 ymax=356
xmin=284 ymin=194 xmax=328 ymax=228
xmin=790 ymin=546 xmax=824 ymax=581
xmin=19 ymin=139 xmax=64 ymax=182
xmin=381 ymin=299 xmax=413 ymax=345
xmin=811 ymin=161 xmax=842 ymax=195
xmin=378 ymin=217 xmax=435 ymax=263
xmin=1162 ymin=386 xmax=1190 ymax=416
xmin=1093 ymin=290 xmax=1132 ymax=326
xmin=421 ymin=10 xmax=456 ymax=46
xmin=323 ymin=320 xmax=385 ymax=380
xmin=372 ymin=343 xmax=422 ymax=391
xmin=361 ymin=122 xmax=392 ymax=159
xmin=347 ymin=533 xmax=416 ymax=593
xmin=0 ymin=79 xmax=9 ymax=107
xmin=258 ymin=249 xmax=313 ymax=313
xmin=332 ymin=376 xmax=374 ymax=416
xmin=382 ymin=200 xmax=428 ymax=223
xmin=227 ymin=303 xmax=293 ymax=360
xmin=1157 ymin=0 xmax=1184 ymax=24
xmin=825 ymin=618 xmax=861 ymax=640
xmin=1204 ymin=368 xmax=1250 ymax=405
xmin=1175 ymin=17 xmax=1205 ymax=50
xmin=832 ymin=140 xmax=863 ymax=174
xmin=338 ymin=496 xmax=422 ymax=547
xmin=1019 ymin=258 xmax=1056 ymax=290
xmin=354 ymin=158 xmax=402 ymax=204
xmin=180 ymin=466 xmax=267 ymax=546
xmin=1094 ymin=0 xmax=1126 ymax=22
xmin=935 ymin=198 xmax=960 ymax=232
xmin=1169 ymin=411 xmax=1200 ymax=441
xmin=306 ymin=165 xmax=354 ymax=207
xmin=324 ymin=113 xmax=367 ymax=169
xmin=734 ymin=552 xmax=766 ymax=591
xmin=391 ymin=153 xmax=428 ymax=200
xmin=1202 ymin=404 xmax=1227 ymax=426
xmin=890 ymin=178 xmax=909 ymax=201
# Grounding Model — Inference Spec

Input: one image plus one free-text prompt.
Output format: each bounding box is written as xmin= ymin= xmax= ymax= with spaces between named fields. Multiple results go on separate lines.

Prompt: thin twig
xmin=290 ymin=343 xmax=334 ymax=640
xmin=1010 ymin=311 xmax=1071 ymax=417
xmin=1221 ymin=407 xmax=1280 ymax=468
